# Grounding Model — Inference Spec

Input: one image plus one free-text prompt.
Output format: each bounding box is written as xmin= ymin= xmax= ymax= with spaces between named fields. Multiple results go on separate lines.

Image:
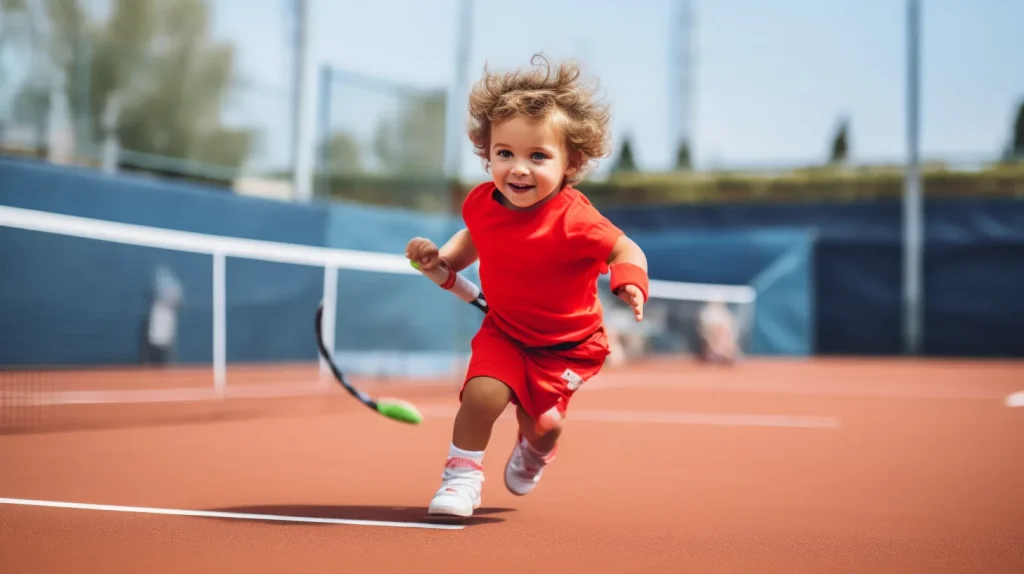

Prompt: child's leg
xmin=452 ymin=376 xmax=512 ymax=450
xmin=504 ymin=404 xmax=564 ymax=496
xmin=503 ymin=330 xmax=611 ymax=497
xmin=428 ymin=376 xmax=511 ymax=517
xmin=516 ymin=403 xmax=563 ymax=453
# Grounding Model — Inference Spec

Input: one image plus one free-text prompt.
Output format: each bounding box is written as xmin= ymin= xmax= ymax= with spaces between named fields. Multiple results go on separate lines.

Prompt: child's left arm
xmin=606 ymin=235 xmax=649 ymax=322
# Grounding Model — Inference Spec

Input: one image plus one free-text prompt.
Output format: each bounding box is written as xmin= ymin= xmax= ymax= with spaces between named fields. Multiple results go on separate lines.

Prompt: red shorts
xmin=461 ymin=315 xmax=611 ymax=422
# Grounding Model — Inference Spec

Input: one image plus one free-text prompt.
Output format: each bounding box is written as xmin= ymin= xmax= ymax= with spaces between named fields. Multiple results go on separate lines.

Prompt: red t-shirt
xmin=462 ymin=182 xmax=624 ymax=347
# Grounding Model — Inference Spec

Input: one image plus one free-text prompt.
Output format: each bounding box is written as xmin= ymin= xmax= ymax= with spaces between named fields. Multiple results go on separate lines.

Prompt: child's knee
xmin=461 ymin=376 xmax=512 ymax=414
xmin=516 ymin=403 xmax=565 ymax=437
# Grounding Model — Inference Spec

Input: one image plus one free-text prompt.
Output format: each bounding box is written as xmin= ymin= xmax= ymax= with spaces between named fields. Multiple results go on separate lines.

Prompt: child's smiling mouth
xmin=508 ymin=183 xmax=535 ymax=193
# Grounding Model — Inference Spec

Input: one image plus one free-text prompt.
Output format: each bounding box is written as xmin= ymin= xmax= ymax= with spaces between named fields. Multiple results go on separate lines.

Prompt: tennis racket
xmin=312 ymin=261 xmax=487 ymax=426
xmin=314 ymin=304 xmax=423 ymax=424
xmin=410 ymin=260 xmax=488 ymax=313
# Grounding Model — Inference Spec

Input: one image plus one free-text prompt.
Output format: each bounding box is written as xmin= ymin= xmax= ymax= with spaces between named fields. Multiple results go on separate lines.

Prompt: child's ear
xmin=565 ymin=151 xmax=585 ymax=178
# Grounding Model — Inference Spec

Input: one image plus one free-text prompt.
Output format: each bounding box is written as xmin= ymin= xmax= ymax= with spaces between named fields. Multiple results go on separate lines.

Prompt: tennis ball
xmin=376 ymin=398 xmax=423 ymax=424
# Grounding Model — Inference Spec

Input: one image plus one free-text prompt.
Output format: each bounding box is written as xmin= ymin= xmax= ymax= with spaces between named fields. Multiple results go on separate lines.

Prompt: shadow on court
xmin=208 ymin=504 xmax=514 ymax=527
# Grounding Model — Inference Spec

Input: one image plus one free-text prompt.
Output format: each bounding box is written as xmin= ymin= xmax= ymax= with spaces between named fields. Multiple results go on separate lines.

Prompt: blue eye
xmin=497 ymin=150 xmax=512 ymax=158
xmin=531 ymin=152 xmax=548 ymax=161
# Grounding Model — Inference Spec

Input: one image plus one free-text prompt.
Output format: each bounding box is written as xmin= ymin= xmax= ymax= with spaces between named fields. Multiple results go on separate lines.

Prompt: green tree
xmin=1010 ymin=99 xmax=1024 ymax=161
xmin=319 ymin=131 xmax=364 ymax=174
xmin=3 ymin=0 xmax=254 ymax=179
xmin=372 ymin=90 xmax=447 ymax=176
xmin=674 ymin=139 xmax=692 ymax=171
xmin=829 ymin=117 xmax=849 ymax=164
xmin=0 ymin=0 xmax=48 ymax=153
xmin=10 ymin=82 xmax=50 ymax=151
xmin=612 ymin=135 xmax=638 ymax=173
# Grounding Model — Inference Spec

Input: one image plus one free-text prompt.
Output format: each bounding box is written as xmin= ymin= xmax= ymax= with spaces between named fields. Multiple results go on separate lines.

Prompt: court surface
xmin=2 ymin=358 xmax=1023 ymax=573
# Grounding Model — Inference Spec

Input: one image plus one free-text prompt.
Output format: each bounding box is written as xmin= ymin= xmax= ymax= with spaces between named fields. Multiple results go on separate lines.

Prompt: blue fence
xmin=603 ymin=198 xmax=1024 ymax=358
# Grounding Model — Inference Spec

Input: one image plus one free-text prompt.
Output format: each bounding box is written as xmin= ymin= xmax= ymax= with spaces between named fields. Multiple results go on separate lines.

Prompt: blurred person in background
xmin=142 ymin=266 xmax=183 ymax=366
xmin=697 ymin=299 xmax=741 ymax=364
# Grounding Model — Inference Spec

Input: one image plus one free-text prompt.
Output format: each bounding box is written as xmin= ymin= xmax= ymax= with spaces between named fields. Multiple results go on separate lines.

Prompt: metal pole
xmin=315 ymin=64 xmax=333 ymax=201
xmin=443 ymin=0 xmax=473 ymax=182
xmin=669 ymin=0 xmax=694 ymax=169
xmin=903 ymin=0 xmax=923 ymax=354
xmin=291 ymin=0 xmax=313 ymax=202
xmin=212 ymin=252 xmax=227 ymax=395
xmin=445 ymin=0 xmax=474 ymax=379
xmin=667 ymin=1 xmax=679 ymax=164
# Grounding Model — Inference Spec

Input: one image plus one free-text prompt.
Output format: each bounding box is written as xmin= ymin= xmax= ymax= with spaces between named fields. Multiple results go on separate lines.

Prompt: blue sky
xmin=87 ymin=0 xmax=1024 ymax=179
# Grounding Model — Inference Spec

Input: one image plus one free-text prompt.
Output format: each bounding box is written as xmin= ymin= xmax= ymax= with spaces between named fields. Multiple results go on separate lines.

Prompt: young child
xmin=405 ymin=54 xmax=649 ymax=517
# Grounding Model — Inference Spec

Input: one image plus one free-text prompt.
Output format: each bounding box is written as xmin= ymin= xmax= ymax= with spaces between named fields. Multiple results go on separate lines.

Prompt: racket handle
xmin=411 ymin=261 xmax=482 ymax=304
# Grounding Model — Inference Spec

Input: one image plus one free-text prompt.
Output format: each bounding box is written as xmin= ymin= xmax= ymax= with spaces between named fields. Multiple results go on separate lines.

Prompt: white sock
xmin=448 ymin=443 xmax=484 ymax=464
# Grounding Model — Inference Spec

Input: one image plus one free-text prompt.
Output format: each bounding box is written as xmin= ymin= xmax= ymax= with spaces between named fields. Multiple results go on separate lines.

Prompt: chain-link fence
xmin=313 ymin=65 xmax=452 ymax=213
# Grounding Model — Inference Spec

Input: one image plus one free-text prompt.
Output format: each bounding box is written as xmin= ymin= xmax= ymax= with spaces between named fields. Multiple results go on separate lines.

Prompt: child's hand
xmin=616 ymin=284 xmax=645 ymax=322
xmin=406 ymin=237 xmax=442 ymax=271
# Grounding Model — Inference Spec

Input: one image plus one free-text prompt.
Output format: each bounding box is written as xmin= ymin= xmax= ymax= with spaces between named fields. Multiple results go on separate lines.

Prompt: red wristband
xmin=438 ymin=258 xmax=458 ymax=290
xmin=609 ymin=262 xmax=649 ymax=303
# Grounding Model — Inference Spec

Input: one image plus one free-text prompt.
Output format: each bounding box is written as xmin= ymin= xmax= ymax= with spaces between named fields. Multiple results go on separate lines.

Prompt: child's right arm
xmin=405 ymin=228 xmax=478 ymax=273
xmin=439 ymin=228 xmax=478 ymax=272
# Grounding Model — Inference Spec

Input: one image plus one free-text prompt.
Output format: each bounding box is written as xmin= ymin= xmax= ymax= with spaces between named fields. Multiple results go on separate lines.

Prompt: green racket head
xmin=376 ymin=398 xmax=423 ymax=424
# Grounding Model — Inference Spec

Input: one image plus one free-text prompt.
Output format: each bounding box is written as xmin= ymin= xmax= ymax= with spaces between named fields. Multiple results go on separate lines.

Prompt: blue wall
xmin=748 ymin=238 xmax=817 ymax=356
xmin=602 ymin=198 xmax=1024 ymax=358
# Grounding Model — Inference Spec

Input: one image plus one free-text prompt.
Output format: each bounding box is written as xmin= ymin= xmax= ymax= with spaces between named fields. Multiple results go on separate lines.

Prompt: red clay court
xmin=1 ymin=358 xmax=1023 ymax=573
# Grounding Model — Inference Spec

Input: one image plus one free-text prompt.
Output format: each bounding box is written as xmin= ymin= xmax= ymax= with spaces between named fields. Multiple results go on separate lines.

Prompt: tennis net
xmin=0 ymin=205 xmax=756 ymax=429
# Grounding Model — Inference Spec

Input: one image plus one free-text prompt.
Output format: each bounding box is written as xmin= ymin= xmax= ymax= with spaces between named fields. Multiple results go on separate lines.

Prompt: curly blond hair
xmin=467 ymin=54 xmax=612 ymax=184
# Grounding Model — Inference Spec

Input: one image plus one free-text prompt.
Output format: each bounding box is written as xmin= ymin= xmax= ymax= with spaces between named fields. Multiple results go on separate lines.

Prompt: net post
xmin=320 ymin=265 xmax=338 ymax=382
xmin=903 ymin=0 xmax=924 ymax=355
xmin=212 ymin=251 xmax=227 ymax=395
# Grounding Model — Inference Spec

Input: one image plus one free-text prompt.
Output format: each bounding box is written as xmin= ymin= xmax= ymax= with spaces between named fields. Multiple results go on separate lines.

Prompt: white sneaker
xmin=504 ymin=434 xmax=556 ymax=496
xmin=427 ymin=456 xmax=484 ymax=517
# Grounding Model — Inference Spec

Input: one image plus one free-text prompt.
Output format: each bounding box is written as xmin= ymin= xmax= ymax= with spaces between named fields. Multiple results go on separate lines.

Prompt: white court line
xmin=567 ymin=409 xmax=840 ymax=428
xmin=416 ymin=406 xmax=840 ymax=429
xmin=0 ymin=498 xmax=463 ymax=530
xmin=1006 ymin=392 xmax=1024 ymax=408
xmin=584 ymin=378 xmax=1005 ymax=401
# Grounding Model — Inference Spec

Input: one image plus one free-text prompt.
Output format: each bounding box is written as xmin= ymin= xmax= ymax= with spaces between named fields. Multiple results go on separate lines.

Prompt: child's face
xmin=488 ymin=114 xmax=575 ymax=209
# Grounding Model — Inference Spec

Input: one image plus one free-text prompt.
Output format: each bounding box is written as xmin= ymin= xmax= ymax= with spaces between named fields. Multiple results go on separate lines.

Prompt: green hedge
xmin=576 ymin=162 xmax=1024 ymax=207
xmin=315 ymin=163 xmax=1024 ymax=213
